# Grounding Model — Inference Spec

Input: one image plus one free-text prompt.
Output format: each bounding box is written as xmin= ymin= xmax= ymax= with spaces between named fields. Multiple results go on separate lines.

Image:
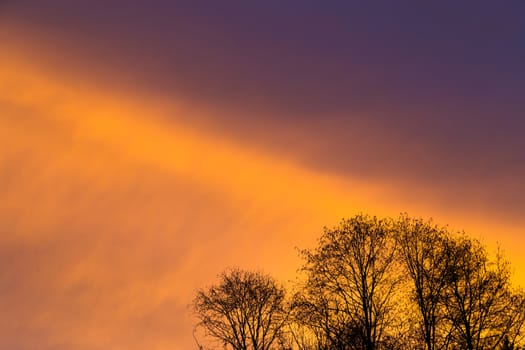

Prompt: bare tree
xmin=298 ymin=215 xmax=402 ymax=350
xmin=193 ymin=268 xmax=290 ymax=350
xmin=395 ymin=216 xmax=454 ymax=350
xmin=192 ymin=215 xmax=525 ymax=350
xmin=443 ymin=237 xmax=525 ymax=350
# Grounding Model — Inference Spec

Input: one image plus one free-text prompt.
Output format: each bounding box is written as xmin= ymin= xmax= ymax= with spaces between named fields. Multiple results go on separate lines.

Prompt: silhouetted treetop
xmin=192 ymin=214 xmax=525 ymax=350
xmin=193 ymin=268 xmax=291 ymax=350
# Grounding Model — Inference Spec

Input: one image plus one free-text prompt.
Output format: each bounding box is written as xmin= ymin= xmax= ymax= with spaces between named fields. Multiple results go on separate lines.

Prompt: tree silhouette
xmin=193 ymin=268 xmax=290 ymax=350
xmin=395 ymin=216 xmax=454 ymax=350
xmin=192 ymin=214 xmax=525 ymax=350
xmin=395 ymin=216 xmax=525 ymax=350
xmin=297 ymin=215 xmax=402 ymax=350
xmin=442 ymin=237 xmax=525 ymax=350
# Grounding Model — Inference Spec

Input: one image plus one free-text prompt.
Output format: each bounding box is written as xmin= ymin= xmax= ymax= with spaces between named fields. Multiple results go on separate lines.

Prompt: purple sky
xmin=3 ymin=1 xmax=524 ymax=222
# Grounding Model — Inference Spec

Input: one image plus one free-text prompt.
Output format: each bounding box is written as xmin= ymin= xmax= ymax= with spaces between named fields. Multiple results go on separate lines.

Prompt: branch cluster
xmin=193 ymin=215 xmax=525 ymax=350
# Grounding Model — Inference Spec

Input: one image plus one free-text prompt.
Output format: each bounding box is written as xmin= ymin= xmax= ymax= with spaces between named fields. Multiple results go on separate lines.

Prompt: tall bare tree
xmin=298 ymin=215 xmax=402 ymax=350
xmin=395 ymin=216 xmax=454 ymax=350
xmin=193 ymin=268 xmax=290 ymax=350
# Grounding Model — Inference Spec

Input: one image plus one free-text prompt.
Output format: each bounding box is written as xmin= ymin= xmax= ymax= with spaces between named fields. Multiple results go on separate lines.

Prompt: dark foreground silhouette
xmin=193 ymin=214 xmax=525 ymax=350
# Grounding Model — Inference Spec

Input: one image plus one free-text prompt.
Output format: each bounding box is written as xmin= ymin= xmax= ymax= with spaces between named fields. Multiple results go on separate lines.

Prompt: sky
xmin=1 ymin=1 xmax=525 ymax=349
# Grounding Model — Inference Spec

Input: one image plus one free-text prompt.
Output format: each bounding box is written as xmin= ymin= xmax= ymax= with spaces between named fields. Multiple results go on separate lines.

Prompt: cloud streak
xmin=1 ymin=3 xmax=525 ymax=349
xmin=0 ymin=48 xmax=398 ymax=349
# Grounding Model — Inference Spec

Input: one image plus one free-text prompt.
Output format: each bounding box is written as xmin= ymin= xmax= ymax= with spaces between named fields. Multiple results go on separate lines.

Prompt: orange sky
xmin=1 ymin=15 xmax=525 ymax=350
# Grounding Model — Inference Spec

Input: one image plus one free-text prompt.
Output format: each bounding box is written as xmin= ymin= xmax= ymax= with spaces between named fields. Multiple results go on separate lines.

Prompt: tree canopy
xmin=193 ymin=268 xmax=290 ymax=350
xmin=193 ymin=214 xmax=525 ymax=350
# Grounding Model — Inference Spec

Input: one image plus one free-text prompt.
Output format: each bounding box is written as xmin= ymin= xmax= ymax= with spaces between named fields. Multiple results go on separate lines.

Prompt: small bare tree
xmin=193 ymin=268 xmax=290 ymax=350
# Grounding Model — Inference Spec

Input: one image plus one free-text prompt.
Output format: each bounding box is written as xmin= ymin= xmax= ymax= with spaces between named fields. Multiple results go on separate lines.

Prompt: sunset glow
xmin=1 ymin=3 xmax=525 ymax=349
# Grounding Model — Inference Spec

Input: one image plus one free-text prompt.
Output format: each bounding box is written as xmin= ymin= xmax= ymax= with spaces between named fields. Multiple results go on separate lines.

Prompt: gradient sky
xmin=1 ymin=2 xmax=525 ymax=349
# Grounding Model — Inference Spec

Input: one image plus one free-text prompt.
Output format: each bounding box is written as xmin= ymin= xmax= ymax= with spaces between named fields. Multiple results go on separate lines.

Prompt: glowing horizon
xmin=2 ymin=4 xmax=525 ymax=349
